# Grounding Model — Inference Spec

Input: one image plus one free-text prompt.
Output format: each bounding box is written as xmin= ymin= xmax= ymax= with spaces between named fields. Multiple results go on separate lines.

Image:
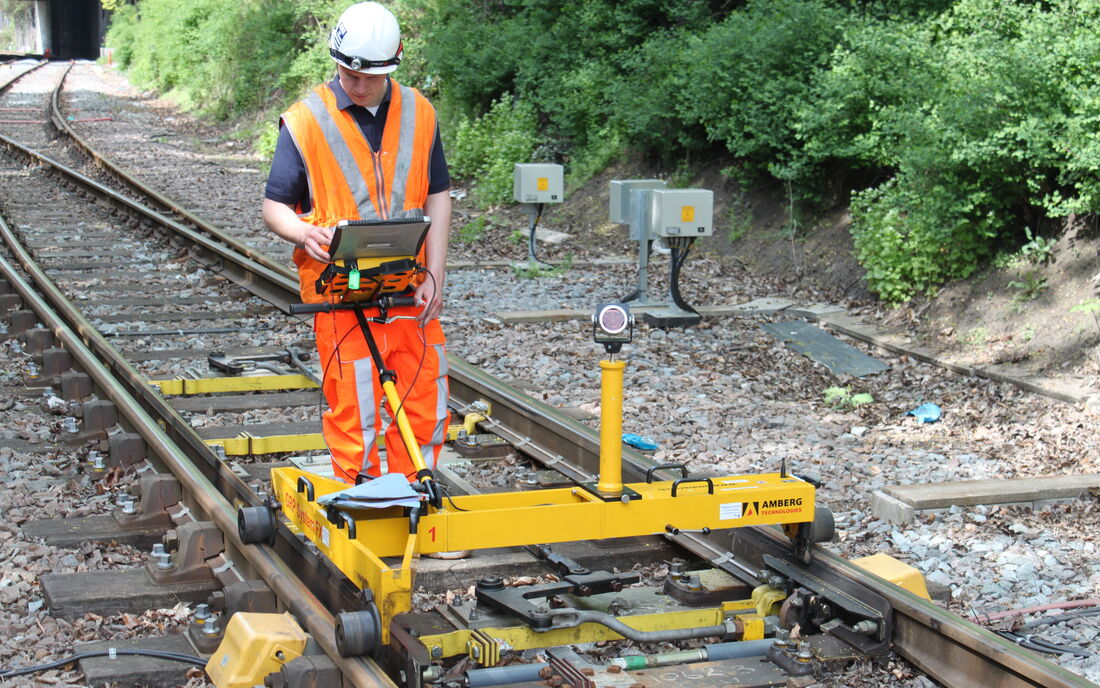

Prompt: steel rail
xmin=0 ymin=211 xmax=394 ymax=687
xmin=0 ymin=58 xmax=45 ymax=93
xmin=755 ymin=527 xmax=1095 ymax=688
xmin=49 ymin=63 xmax=295 ymax=283
xmin=0 ymin=131 xmax=296 ymax=310
xmin=445 ymin=363 xmax=1097 ymax=688
xmin=467 ymin=381 xmax=1097 ymax=687
xmin=24 ymin=68 xmax=1094 ymax=687
xmin=475 ymin=380 xmax=1097 ymax=687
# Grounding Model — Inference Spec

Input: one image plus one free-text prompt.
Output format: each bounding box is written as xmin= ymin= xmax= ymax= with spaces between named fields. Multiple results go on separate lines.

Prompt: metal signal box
xmin=513 ymin=163 xmax=563 ymax=204
xmin=648 ymin=189 xmax=713 ymax=238
xmin=609 ymin=179 xmax=666 ymax=225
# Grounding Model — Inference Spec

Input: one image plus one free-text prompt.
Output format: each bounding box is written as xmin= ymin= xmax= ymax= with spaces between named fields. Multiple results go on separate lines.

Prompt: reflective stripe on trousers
xmin=314 ymin=310 xmax=449 ymax=483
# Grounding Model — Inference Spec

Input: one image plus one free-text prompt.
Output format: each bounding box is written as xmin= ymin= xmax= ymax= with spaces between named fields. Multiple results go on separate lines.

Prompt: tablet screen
xmin=328 ymin=218 xmax=431 ymax=261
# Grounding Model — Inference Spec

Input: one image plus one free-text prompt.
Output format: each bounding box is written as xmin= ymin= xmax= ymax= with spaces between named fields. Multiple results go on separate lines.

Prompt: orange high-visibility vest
xmin=280 ymin=79 xmax=438 ymax=303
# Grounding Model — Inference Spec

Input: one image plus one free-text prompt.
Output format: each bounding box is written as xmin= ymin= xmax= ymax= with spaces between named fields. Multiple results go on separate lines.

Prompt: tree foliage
xmin=104 ymin=0 xmax=1100 ymax=302
xmin=0 ymin=0 xmax=37 ymax=53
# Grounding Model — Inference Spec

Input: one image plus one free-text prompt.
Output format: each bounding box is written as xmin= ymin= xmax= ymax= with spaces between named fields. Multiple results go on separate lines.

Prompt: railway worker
xmin=262 ymin=1 xmax=452 ymax=486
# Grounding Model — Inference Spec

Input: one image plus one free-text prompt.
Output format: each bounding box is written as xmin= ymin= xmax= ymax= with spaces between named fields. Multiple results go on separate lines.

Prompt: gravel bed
xmin=3 ymin=61 xmax=1095 ymax=687
xmin=0 ymin=339 xmax=209 ymax=687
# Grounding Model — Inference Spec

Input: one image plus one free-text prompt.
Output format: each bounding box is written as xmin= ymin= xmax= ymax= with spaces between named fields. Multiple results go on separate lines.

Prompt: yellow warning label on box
xmin=537 ymin=177 xmax=549 ymax=191
xmin=681 ymin=206 xmax=695 ymax=222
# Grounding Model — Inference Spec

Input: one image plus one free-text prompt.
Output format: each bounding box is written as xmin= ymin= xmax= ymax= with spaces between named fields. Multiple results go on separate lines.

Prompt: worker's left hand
xmin=414 ymin=281 xmax=443 ymax=324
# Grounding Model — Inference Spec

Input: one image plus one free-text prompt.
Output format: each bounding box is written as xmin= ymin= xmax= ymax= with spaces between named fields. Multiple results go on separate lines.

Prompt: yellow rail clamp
xmin=206 ymin=612 xmax=307 ymax=688
xmin=851 ymin=552 xmax=931 ymax=601
xmin=466 ymin=629 xmax=501 ymax=667
xmin=207 ymin=433 xmax=328 ymax=456
xmin=152 ymin=374 xmax=319 ymax=396
xmin=749 ymin=584 xmax=787 ymax=618
xmin=446 ymin=423 xmax=465 ymax=442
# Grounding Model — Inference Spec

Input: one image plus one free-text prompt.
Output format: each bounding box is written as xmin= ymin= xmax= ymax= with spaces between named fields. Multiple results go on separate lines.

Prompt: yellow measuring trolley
xmin=237 ymin=301 xmax=833 ymax=661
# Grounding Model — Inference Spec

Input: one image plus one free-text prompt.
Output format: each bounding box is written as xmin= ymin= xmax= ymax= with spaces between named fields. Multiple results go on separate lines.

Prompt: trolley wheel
xmin=335 ymin=606 xmax=382 ymax=657
xmin=237 ymin=505 xmax=276 ymax=545
xmin=787 ymin=507 xmax=835 ymax=564
xmin=808 ymin=506 xmax=835 ymax=544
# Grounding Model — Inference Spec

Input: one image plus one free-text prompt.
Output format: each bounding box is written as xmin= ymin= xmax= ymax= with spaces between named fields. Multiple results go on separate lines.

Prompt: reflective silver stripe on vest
xmin=303 ymin=90 xmax=378 ymax=221
xmin=388 ymin=84 xmax=419 ymax=216
xmin=282 ymin=120 xmax=314 ymax=218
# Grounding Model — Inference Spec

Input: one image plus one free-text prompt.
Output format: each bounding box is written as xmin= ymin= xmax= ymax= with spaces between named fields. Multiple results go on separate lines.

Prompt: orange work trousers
xmin=314 ymin=308 xmax=450 ymax=484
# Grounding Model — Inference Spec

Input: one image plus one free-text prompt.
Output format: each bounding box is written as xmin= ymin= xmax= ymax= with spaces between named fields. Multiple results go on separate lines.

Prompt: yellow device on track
xmin=240 ymin=302 xmax=834 ymax=661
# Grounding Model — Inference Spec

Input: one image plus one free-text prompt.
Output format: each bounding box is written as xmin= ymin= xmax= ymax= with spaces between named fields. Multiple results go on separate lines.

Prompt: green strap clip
xmin=347 ymin=266 xmax=360 ymax=291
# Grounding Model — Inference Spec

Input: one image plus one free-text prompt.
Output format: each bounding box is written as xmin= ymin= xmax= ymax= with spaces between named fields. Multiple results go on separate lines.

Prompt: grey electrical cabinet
xmin=609 ymin=179 xmax=666 ymax=225
xmin=648 ymin=189 xmax=713 ymax=238
xmin=513 ymin=164 xmax=564 ymax=204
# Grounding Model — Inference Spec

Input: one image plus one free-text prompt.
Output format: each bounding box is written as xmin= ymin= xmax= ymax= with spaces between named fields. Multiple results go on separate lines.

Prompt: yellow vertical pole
xmin=596 ymin=359 xmax=625 ymax=497
xmin=381 ymin=379 xmax=430 ymax=475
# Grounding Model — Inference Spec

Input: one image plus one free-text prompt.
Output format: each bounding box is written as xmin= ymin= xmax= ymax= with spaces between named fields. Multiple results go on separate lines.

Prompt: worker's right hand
xmin=300 ymin=224 xmax=334 ymax=263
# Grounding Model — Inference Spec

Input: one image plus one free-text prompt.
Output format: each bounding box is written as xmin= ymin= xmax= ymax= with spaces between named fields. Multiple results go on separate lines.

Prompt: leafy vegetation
xmin=823 ymin=386 xmax=873 ymax=409
xmin=103 ymin=0 xmax=1100 ymax=302
xmin=512 ymin=255 xmax=574 ymax=279
xmin=447 ymin=96 xmax=539 ymax=207
xmin=0 ymin=0 xmax=36 ymax=52
xmin=1008 ymin=271 xmax=1048 ymax=302
xmin=1070 ymin=298 xmax=1100 ymax=338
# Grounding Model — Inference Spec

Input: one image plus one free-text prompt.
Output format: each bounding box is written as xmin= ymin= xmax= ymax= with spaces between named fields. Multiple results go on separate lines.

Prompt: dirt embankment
xmin=519 ymin=155 xmax=1100 ymax=401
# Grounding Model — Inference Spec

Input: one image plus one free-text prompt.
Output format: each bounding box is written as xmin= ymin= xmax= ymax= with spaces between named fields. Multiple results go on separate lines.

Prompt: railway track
xmin=0 ymin=61 xmax=1095 ymax=688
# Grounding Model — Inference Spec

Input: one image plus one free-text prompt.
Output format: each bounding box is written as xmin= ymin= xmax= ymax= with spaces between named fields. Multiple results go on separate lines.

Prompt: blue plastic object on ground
xmin=906 ymin=402 xmax=942 ymax=423
xmin=622 ymin=433 xmax=659 ymax=450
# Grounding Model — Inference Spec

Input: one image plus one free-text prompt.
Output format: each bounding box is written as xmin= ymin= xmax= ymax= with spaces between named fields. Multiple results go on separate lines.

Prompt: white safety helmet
xmin=328 ymin=2 xmax=403 ymax=75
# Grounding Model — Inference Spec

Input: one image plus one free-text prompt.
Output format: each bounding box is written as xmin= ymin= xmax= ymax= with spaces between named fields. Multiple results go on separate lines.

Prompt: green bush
xmin=105 ymin=0 xmax=444 ymax=119
xmin=606 ymin=29 xmax=704 ymax=159
xmin=851 ymin=173 xmax=1003 ymax=302
xmin=107 ymin=0 xmax=301 ymax=118
xmin=0 ymin=0 xmax=36 ymax=52
xmin=103 ymin=3 xmax=139 ymax=69
xmin=447 ymin=96 xmax=540 ymax=207
xmin=678 ymin=0 xmax=851 ymax=180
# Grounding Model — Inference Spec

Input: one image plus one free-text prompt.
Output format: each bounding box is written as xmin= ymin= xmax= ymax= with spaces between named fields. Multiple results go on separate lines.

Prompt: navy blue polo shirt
xmin=264 ymin=76 xmax=450 ymax=213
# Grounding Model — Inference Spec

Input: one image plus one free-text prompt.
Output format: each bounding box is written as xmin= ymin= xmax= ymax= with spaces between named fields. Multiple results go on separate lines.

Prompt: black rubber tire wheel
xmin=336 ymin=607 xmax=382 ymax=658
xmin=237 ymin=506 xmax=275 ymax=545
xmin=809 ymin=506 xmax=836 ymax=544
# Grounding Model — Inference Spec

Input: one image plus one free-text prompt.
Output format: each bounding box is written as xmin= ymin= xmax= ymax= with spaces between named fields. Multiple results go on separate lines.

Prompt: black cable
xmin=995 ymin=630 xmax=1094 ymax=657
xmin=391 ymin=268 xmax=435 ymax=421
xmin=316 ymin=270 xmax=433 ymax=481
xmin=621 ymin=240 xmax=649 ymax=303
xmin=1030 ymin=635 xmax=1094 ymax=656
xmin=526 ymin=203 xmax=554 ymax=268
xmin=0 ymin=648 xmax=205 ymax=679
xmin=317 ymin=303 xmax=371 ymax=466
xmin=668 ymin=237 xmax=698 ymax=314
xmin=439 ymin=481 xmax=469 ymax=512
xmin=1019 ymin=608 xmax=1100 ymax=630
